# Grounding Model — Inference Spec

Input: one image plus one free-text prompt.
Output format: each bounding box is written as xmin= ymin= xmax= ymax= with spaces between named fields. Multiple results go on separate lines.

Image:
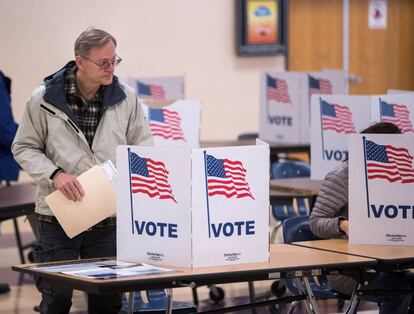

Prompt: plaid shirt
xmin=65 ymin=66 xmax=102 ymax=147
xmin=37 ymin=66 xmax=115 ymax=228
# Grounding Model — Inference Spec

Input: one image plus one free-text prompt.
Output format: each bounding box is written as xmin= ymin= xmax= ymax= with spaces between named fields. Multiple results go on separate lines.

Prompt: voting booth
xmin=310 ymin=95 xmax=371 ymax=179
xmin=349 ymin=134 xmax=414 ymax=245
xmin=129 ymin=75 xmax=185 ymax=100
xmin=116 ymin=141 xmax=270 ymax=267
xmin=301 ymin=70 xmax=348 ymax=143
xmin=371 ymin=94 xmax=414 ymax=134
xmin=142 ymin=100 xmax=201 ymax=148
xmin=259 ymin=72 xmax=302 ymax=143
xmin=259 ymin=70 xmax=347 ymax=144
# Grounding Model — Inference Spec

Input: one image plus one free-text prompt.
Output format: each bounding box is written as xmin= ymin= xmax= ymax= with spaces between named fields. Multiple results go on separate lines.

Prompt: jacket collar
xmin=43 ymin=61 xmax=126 ymax=115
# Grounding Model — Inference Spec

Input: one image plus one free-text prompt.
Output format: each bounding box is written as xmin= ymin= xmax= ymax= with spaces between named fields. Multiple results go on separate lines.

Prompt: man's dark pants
xmin=34 ymin=220 xmax=121 ymax=314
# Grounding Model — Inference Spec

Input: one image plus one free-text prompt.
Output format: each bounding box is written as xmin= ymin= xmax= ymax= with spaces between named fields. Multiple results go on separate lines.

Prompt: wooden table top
xmin=13 ymin=243 xmax=375 ymax=294
xmin=294 ymin=239 xmax=414 ymax=264
xmin=270 ymin=178 xmax=323 ymax=195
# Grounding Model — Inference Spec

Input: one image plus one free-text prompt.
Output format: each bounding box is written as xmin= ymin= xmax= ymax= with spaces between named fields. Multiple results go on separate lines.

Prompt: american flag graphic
xmin=206 ymin=154 xmax=254 ymax=199
xmin=137 ymin=82 xmax=166 ymax=99
xmin=321 ymin=100 xmax=356 ymax=134
xmin=149 ymin=108 xmax=186 ymax=141
xmin=365 ymin=140 xmax=414 ymax=184
xmin=380 ymin=100 xmax=414 ymax=133
xmin=130 ymin=152 xmax=177 ymax=202
xmin=266 ymin=75 xmax=291 ymax=104
xmin=309 ymin=75 xmax=332 ymax=97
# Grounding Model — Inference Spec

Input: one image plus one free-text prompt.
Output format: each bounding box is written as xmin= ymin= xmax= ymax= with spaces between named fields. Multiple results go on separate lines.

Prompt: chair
xmin=282 ymin=216 xmax=348 ymax=313
xmin=120 ymin=289 xmax=196 ymax=313
xmin=270 ymin=160 xmax=311 ymax=243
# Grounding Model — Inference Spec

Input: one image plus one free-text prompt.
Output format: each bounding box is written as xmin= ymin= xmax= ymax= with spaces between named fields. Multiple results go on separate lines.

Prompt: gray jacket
xmin=12 ymin=62 xmax=153 ymax=216
xmin=309 ymin=162 xmax=357 ymax=295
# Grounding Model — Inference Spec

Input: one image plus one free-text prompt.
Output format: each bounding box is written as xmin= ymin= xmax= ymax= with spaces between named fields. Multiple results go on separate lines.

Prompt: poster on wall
xmin=259 ymin=71 xmax=302 ymax=143
xmin=368 ymin=0 xmax=387 ymax=29
xmin=349 ymin=134 xmax=414 ymax=245
xmin=129 ymin=75 xmax=185 ymax=100
xmin=371 ymin=94 xmax=414 ymax=134
xmin=246 ymin=0 xmax=279 ymax=45
xmin=142 ymin=100 xmax=201 ymax=148
xmin=310 ymin=95 xmax=371 ymax=179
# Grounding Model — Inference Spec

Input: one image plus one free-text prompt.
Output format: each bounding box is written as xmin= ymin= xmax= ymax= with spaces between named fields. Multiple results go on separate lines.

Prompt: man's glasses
xmin=81 ymin=55 xmax=122 ymax=70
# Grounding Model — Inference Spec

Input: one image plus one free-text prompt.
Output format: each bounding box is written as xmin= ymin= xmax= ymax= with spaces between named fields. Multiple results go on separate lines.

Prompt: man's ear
xmin=75 ymin=55 xmax=83 ymax=69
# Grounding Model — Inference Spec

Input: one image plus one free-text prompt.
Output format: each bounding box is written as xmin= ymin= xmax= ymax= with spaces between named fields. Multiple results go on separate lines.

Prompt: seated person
xmin=310 ymin=122 xmax=414 ymax=314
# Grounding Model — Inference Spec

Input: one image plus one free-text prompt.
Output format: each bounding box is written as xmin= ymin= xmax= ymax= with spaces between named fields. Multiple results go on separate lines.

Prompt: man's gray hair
xmin=74 ymin=27 xmax=117 ymax=56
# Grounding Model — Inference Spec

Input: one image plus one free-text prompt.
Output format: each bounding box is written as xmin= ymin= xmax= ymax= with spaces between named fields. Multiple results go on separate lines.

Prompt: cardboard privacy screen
xmin=141 ymin=100 xmax=201 ymax=148
xmin=116 ymin=141 xmax=269 ymax=267
xmin=129 ymin=75 xmax=184 ymax=100
xmin=371 ymin=94 xmax=414 ymax=134
xmin=349 ymin=134 xmax=414 ymax=245
xmin=259 ymin=70 xmax=347 ymax=144
xmin=259 ymin=72 xmax=302 ymax=143
xmin=310 ymin=95 xmax=371 ymax=179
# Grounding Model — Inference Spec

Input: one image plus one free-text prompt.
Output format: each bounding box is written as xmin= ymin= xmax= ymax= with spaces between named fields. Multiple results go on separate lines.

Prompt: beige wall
xmin=1 ymin=0 xmax=284 ymax=140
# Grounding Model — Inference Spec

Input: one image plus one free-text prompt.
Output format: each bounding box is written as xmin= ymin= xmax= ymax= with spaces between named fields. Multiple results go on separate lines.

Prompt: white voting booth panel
xmin=259 ymin=70 xmax=347 ymax=145
xmin=310 ymin=95 xmax=371 ymax=179
xmin=116 ymin=141 xmax=269 ymax=268
xmin=259 ymin=72 xmax=302 ymax=143
xmin=371 ymin=94 xmax=414 ymax=134
xmin=191 ymin=143 xmax=270 ymax=267
xmin=349 ymin=134 xmax=414 ymax=245
xmin=142 ymin=100 xmax=201 ymax=148
xmin=129 ymin=75 xmax=184 ymax=100
xmin=301 ymin=70 xmax=348 ymax=144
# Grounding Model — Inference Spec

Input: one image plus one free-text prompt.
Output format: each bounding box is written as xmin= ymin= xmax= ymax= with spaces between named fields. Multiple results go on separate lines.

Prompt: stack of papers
xmin=31 ymin=259 xmax=174 ymax=280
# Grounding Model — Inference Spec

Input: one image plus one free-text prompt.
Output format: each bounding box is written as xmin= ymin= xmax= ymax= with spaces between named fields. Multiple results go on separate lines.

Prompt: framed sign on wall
xmin=235 ymin=0 xmax=287 ymax=56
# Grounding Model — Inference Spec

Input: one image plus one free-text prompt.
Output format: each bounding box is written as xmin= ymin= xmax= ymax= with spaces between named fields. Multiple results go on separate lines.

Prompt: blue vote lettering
xmin=134 ymin=220 xmax=178 ymax=238
xmin=211 ymin=221 xmax=255 ymax=237
xmin=267 ymin=115 xmax=292 ymax=126
xmin=370 ymin=204 xmax=414 ymax=219
xmin=325 ymin=149 xmax=348 ymax=161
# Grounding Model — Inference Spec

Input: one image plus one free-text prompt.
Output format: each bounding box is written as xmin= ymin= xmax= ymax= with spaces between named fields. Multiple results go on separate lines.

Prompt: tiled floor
xmin=0 ymin=217 xmax=379 ymax=313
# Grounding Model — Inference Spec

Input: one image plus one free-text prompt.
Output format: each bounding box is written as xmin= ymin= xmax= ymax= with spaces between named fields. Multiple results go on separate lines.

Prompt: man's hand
xmin=53 ymin=172 xmax=85 ymax=201
xmin=339 ymin=219 xmax=349 ymax=236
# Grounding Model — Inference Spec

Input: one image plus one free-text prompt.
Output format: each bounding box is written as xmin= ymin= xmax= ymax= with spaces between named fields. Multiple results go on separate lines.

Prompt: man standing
xmin=12 ymin=28 xmax=152 ymax=314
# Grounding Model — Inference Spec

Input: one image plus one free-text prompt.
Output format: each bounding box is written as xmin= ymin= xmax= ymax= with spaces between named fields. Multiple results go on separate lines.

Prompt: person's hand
xmin=339 ymin=219 xmax=349 ymax=236
xmin=53 ymin=172 xmax=85 ymax=202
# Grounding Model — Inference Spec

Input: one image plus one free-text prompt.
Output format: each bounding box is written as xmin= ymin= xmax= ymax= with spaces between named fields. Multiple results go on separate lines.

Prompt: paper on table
xmin=45 ymin=164 xmax=116 ymax=239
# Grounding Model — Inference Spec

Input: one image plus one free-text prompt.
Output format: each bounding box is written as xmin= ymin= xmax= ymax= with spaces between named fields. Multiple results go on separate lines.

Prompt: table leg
xmin=295 ymin=278 xmax=319 ymax=314
xmin=302 ymin=277 xmax=320 ymax=314
xmin=248 ymin=281 xmax=257 ymax=314
xmin=165 ymin=288 xmax=173 ymax=314
xmin=13 ymin=218 xmax=26 ymax=264
xmin=127 ymin=291 xmax=134 ymax=314
xmin=345 ymin=284 xmax=361 ymax=314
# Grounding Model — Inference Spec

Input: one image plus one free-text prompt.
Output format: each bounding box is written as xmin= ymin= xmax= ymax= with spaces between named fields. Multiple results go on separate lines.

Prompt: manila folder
xmin=45 ymin=165 xmax=116 ymax=238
